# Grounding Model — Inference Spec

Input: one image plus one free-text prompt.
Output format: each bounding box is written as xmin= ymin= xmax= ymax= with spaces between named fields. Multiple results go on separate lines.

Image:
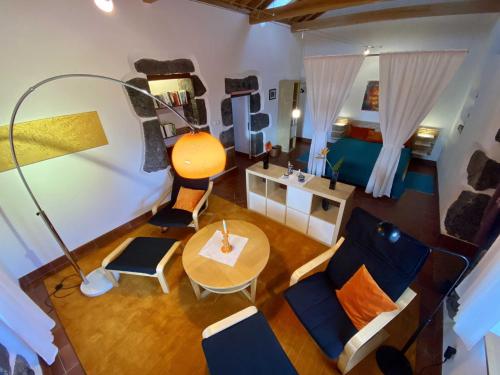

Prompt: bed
xmin=324 ymin=137 xmax=411 ymax=198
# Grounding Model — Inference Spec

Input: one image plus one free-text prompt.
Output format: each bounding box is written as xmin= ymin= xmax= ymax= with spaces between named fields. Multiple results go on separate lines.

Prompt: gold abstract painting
xmin=0 ymin=111 xmax=108 ymax=172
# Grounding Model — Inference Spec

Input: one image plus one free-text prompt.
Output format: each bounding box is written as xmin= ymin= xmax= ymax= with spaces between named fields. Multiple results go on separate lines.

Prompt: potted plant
xmin=317 ymin=148 xmax=344 ymax=190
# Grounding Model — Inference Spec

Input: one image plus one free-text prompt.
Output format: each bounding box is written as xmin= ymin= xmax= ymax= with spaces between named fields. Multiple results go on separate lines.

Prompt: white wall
xmin=299 ymin=14 xmax=497 ymax=161
xmin=438 ymin=19 xmax=500 ymax=233
xmin=0 ymin=0 xmax=302 ymax=279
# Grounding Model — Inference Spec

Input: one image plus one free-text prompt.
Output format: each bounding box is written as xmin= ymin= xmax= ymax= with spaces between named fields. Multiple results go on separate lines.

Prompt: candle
xmin=223 ymin=219 xmax=227 ymax=234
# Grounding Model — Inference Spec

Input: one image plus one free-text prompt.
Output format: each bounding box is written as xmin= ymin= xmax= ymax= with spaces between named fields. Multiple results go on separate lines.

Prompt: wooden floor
xmin=43 ymin=195 xmax=419 ymax=375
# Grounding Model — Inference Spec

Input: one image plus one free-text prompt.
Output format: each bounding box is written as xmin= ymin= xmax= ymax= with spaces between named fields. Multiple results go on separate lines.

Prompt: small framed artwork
xmin=269 ymin=88 xmax=277 ymax=100
xmin=361 ymin=81 xmax=379 ymax=112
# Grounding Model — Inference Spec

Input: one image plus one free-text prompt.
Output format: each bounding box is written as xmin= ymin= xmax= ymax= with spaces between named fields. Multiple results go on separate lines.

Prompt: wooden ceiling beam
xmin=143 ymin=0 xmax=159 ymax=3
xmin=249 ymin=0 xmax=380 ymax=24
xmin=196 ymin=0 xmax=252 ymax=14
xmin=291 ymin=0 xmax=500 ymax=31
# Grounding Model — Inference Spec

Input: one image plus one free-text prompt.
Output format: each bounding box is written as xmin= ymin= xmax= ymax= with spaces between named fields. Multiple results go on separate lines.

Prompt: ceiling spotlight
xmin=363 ymin=46 xmax=371 ymax=56
xmin=292 ymin=108 xmax=301 ymax=119
xmin=95 ymin=0 xmax=113 ymax=13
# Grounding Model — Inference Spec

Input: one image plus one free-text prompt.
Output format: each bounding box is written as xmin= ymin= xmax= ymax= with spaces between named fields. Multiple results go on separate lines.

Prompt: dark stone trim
xmin=251 ymin=132 xmax=263 ymax=155
xmin=250 ymin=93 xmax=261 ymax=113
xmin=250 ymin=113 xmax=270 ymax=131
xmin=225 ymin=75 xmax=258 ymax=94
xmin=220 ymin=127 xmax=235 ymax=148
xmin=192 ymin=75 xmax=207 ymax=97
xmin=134 ymin=58 xmax=195 ymax=75
xmin=221 ymin=98 xmax=233 ymax=126
xmin=142 ymin=119 xmax=170 ymax=173
xmin=125 ymin=78 xmax=156 ymax=118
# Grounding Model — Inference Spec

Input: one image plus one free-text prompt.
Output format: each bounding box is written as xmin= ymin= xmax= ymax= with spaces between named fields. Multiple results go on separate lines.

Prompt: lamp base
xmin=80 ymin=268 xmax=120 ymax=297
xmin=376 ymin=345 xmax=413 ymax=375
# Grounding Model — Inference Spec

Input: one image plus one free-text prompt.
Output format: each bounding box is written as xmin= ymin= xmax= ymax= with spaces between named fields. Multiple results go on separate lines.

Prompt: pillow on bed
xmin=348 ymin=126 xmax=371 ymax=141
xmin=366 ymin=130 xmax=383 ymax=143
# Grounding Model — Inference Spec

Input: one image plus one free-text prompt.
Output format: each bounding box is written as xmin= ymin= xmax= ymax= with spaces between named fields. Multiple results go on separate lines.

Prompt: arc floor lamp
xmin=8 ymin=73 xmax=225 ymax=297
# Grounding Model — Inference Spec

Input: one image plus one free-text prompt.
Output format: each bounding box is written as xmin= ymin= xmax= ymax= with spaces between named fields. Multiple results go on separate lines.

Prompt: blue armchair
xmin=285 ymin=208 xmax=429 ymax=373
xmin=202 ymin=307 xmax=298 ymax=375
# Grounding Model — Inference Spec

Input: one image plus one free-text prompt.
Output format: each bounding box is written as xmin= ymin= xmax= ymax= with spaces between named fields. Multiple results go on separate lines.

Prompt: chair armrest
xmin=289 ymin=237 xmax=345 ymax=286
xmin=338 ymin=287 xmax=417 ymax=372
xmin=152 ymin=185 xmax=173 ymax=216
xmin=192 ymin=181 xmax=213 ymax=222
xmin=155 ymin=241 xmax=182 ymax=274
xmin=202 ymin=306 xmax=258 ymax=339
xmin=101 ymin=238 xmax=135 ymax=269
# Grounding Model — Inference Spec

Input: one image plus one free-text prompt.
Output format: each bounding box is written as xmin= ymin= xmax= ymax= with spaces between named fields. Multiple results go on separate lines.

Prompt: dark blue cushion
xmin=148 ymin=202 xmax=194 ymax=227
xmin=284 ymin=273 xmax=357 ymax=359
xmin=202 ymin=312 xmax=298 ymax=375
xmin=105 ymin=237 xmax=177 ymax=275
xmin=171 ymin=172 xmax=209 ymax=202
xmin=326 ymin=208 xmax=429 ymax=301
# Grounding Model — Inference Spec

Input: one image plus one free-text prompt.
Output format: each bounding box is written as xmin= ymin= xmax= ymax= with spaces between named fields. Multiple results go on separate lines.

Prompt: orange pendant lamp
xmin=172 ymin=131 xmax=226 ymax=178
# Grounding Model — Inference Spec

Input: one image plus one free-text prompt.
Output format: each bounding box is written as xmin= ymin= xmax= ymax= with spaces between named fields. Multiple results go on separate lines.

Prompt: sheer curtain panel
xmin=366 ymin=51 xmax=466 ymax=197
xmin=305 ymin=55 xmax=364 ymax=176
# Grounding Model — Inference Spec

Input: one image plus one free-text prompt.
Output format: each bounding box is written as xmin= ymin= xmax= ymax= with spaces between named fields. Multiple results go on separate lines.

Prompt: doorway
xmin=232 ymin=95 xmax=251 ymax=155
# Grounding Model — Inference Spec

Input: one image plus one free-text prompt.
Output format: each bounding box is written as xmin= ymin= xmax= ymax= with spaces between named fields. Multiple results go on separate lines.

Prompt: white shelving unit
xmin=246 ymin=162 xmax=355 ymax=246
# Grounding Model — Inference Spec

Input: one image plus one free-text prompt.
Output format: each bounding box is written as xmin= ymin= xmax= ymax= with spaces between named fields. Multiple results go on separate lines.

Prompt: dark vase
xmin=329 ymin=171 xmax=339 ymax=190
xmin=321 ymin=198 xmax=330 ymax=211
xmin=263 ymin=152 xmax=270 ymax=169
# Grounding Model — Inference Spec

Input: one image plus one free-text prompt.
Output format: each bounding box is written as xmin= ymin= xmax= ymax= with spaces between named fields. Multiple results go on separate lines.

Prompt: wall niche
xmin=125 ymin=58 xmax=210 ymax=173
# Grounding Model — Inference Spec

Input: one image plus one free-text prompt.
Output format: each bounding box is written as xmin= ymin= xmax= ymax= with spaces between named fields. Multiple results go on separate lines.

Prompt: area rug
xmin=44 ymin=195 xmax=417 ymax=375
xmin=404 ymin=172 xmax=435 ymax=195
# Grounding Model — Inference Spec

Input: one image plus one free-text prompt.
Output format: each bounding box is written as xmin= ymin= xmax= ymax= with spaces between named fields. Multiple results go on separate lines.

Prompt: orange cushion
xmin=172 ymin=187 xmax=205 ymax=212
xmin=366 ymin=130 xmax=383 ymax=143
xmin=335 ymin=265 xmax=398 ymax=330
xmin=348 ymin=126 xmax=371 ymax=141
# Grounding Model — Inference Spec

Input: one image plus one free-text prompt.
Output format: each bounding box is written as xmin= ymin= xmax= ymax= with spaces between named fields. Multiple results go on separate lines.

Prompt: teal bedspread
xmin=324 ymin=138 xmax=411 ymax=198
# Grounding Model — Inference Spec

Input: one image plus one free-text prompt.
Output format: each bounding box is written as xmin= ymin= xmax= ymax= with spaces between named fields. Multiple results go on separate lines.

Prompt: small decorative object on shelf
xmin=316 ymin=147 xmax=344 ymax=190
xmin=263 ymin=141 xmax=272 ymax=169
xmin=286 ymin=161 xmax=294 ymax=177
xmin=297 ymin=169 xmax=305 ymax=183
xmin=321 ymin=198 xmax=330 ymax=211
xmin=220 ymin=220 xmax=232 ymax=254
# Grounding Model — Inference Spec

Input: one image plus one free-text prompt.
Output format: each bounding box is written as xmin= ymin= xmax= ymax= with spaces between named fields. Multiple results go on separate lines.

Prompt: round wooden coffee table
xmin=182 ymin=220 xmax=270 ymax=302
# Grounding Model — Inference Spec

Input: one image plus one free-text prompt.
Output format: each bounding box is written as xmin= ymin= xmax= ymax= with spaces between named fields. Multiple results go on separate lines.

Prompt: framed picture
xmin=269 ymin=88 xmax=277 ymax=100
xmin=361 ymin=81 xmax=379 ymax=112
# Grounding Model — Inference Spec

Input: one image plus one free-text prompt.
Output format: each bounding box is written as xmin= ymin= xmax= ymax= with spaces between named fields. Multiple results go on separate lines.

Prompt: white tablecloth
xmin=199 ymin=230 xmax=249 ymax=267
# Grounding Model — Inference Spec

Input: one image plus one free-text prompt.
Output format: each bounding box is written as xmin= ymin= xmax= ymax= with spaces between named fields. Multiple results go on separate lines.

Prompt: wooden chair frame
xmin=289 ymin=237 xmax=417 ymax=374
xmin=102 ymin=238 xmax=182 ymax=294
xmin=152 ymin=181 xmax=213 ymax=232
xmin=202 ymin=306 xmax=258 ymax=339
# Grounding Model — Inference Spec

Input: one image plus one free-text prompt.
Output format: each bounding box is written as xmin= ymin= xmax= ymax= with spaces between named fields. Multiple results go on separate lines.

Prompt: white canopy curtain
xmin=365 ymin=50 xmax=466 ymax=197
xmin=305 ymin=54 xmax=364 ymax=176
xmin=453 ymin=235 xmax=500 ymax=350
xmin=0 ymin=267 xmax=57 ymax=364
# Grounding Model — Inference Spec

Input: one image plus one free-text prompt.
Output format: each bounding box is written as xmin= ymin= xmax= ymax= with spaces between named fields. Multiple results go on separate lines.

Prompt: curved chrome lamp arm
xmin=8 ymin=73 xmax=195 ymax=283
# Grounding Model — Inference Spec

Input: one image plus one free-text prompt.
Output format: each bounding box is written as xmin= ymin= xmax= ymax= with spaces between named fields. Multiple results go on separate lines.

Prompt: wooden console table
xmin=245 ymin=162 xmax=355 ymax=246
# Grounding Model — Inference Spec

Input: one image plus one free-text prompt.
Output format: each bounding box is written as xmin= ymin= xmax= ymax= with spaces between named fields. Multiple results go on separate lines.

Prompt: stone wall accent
xmin=134 ymin=58 xmax=195 ymax=75
xmin=221 ymin=98 xmax=233 ymax=126
xmin=251 ymin=132 xmax=263 ymax=155
xmin=467 ymin=150 xmax=500 ymax=190
xmin=250 ymin=113 xmax=270 ymax=132
xmin=220 ymin=127 xmax=235 ymax=148
xmin=125 ymin=78 xmax=156 ymax=117
xmin=0 ymin=344 xmax=10 ymax=375
xmin=220 ymin=74 xmax=268 ymax=156
xmin=444 ymin=191 xmax=490 ymax=243
xmin=142 ymin=119 xmax=170 ymax=172
xmin=496 ymin=128 xmax=500 ymax=142
xmin=225 ymin=76 xmax=258 ymax=94
xmin=13 ymin=355 xmax=34 ymax=375
xmin=192 ymin=75 xmax=207 ymax=97
xmin=250 ymin=93 xmax=261 ymax=113
xmin=225 ymin=148 xmax=236 ymax=170
xmin=124 ymin=57 xmax=210 ymax=172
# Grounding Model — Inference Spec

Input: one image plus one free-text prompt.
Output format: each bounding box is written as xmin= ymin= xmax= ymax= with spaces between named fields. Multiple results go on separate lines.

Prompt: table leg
xmin=189 ymin=278 xmax=202 ymax=300
xmin=250 ymin=278 xmax=257 ymax=303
